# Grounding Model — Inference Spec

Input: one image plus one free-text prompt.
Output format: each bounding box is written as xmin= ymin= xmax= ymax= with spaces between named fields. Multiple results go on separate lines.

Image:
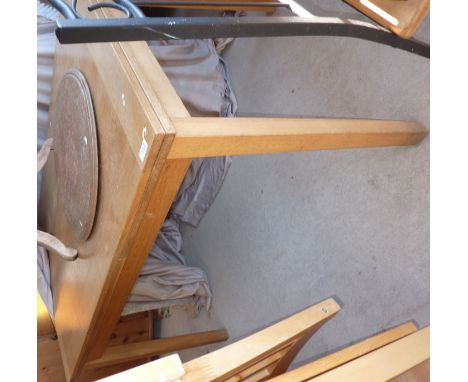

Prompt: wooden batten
xmin=307 ymin=326 xmax=430 ymax=382
xmin=269 ymin=321 xmax=418 ymax=382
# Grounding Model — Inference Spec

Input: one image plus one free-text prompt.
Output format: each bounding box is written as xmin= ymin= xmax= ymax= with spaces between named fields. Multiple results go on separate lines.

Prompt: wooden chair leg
xmin=96 ymin=354 xmax=185 ymax=382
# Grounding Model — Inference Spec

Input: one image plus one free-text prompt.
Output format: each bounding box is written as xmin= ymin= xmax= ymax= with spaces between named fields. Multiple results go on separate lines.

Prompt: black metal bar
xmin=55 ymin=16 xmax=429 ymax=58
xmin=137 ymin=2 xmax=289 ymax=7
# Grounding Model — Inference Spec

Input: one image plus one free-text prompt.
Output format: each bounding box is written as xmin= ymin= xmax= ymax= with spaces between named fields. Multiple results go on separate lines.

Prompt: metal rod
xmin=136 ymin=1 xmax=289 ymax=7
xmin=114 ymin=0 xmax=146 ymax=17
xmin=55 ymin=16 xmax=429 ymax=58
xmin=48 ymin=0 xmax=79 ymax=19
xmin=88 ymin=2 xmax=132 ymax=17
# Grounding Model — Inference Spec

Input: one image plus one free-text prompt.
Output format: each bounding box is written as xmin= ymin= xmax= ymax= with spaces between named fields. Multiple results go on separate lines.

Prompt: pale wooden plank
xmin=182 ymin=298 xmax=340 ymax=382
xmin=77 ymin=360 xmax=148 ymax=382
xmin=86 ymin=330 xmax=229 ymax=369
xmin=270 ymin=321 xmax=417 ymax=382
xmin=307 ymin=327 xmax=429 ymax=382
xmin=97 ymin=354 xmax=185 ymax=382
xmin=168 ymin=117 xmax=427 ymax=158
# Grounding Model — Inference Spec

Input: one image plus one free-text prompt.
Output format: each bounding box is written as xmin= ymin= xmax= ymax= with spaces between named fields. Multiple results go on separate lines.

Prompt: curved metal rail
xmin=47 ymin=0 xmax=430 ymax=58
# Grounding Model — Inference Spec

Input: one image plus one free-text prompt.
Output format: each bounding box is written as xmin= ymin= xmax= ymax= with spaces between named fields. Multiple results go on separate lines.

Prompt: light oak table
xmin=38 ymin=1 xmax=428 ymax=381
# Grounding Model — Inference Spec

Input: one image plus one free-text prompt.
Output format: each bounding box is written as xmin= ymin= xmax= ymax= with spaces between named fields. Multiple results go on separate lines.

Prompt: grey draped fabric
xmin=148 ymin=39 xmax=237 ymax=118
xmin=36 ymin=1 xmax=237 ymax=316
xmin=171 ymin=156 xmax=232 ymax=227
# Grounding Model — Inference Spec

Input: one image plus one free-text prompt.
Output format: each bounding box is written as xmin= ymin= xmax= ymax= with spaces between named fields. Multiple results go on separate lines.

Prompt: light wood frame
xmin=269 ymin=321 xmax=419 ymax=382
xmin=98 ymin=306 xmax=428 ymax=382
xmin=306 ymin=326 xmax=430 ymax=382
xmin=98 ymin=298 xmax=340 ymax=382
xmin=182 ymin=298 xmax=340 ymax=381
xmin=38 ymin=1 xmax=427 ymax=381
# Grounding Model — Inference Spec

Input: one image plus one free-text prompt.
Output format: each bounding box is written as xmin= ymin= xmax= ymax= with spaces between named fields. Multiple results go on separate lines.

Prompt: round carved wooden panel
xmin=51 ymin=69 xmax=98 ymax=242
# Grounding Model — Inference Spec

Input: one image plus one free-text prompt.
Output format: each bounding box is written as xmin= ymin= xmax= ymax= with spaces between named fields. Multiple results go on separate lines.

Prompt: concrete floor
xmin=175 ymin=1 xmax=429 ymax=367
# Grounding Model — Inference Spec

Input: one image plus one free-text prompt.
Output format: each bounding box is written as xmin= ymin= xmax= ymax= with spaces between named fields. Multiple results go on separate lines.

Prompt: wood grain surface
xmin=38 ymin=2 xmax=191 ymax=379
xmin=308 ymin=327 xmax=430 ymax=382
xmin=270 ymin=321 xmax=418 ymax=382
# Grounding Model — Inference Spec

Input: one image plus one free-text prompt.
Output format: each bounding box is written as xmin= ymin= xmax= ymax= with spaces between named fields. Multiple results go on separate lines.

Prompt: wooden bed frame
xmin=38 ymin=1 xmax=427 ymax=381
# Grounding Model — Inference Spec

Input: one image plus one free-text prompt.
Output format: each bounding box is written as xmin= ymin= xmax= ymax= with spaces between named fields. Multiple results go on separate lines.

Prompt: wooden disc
xmin=51 ymin=69 xmax=98 ymax=242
